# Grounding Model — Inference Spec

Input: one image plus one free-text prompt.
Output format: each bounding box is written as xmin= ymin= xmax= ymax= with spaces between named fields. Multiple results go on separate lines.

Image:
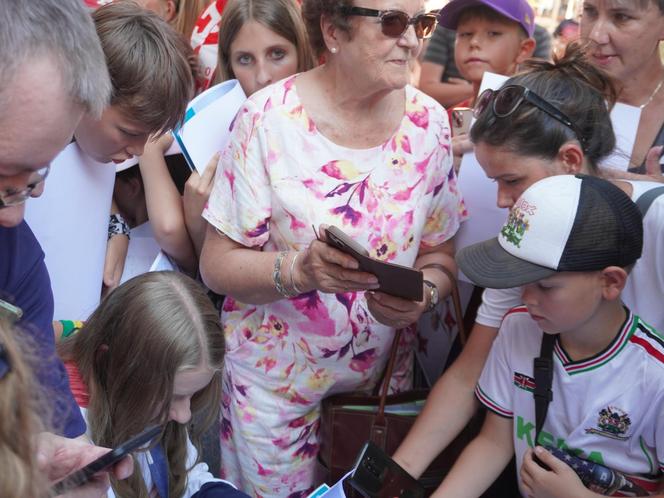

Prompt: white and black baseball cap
xmin=457 ymin=175 xmax=643 ymax=289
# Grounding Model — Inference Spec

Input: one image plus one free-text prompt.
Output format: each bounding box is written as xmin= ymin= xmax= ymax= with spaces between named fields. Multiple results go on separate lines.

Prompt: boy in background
xmin=437 ymin=0 xmax=536 ymax=108
xmin=26 ymin=1 xmax=195 ymax=317
xmin=437 ymin=175 xmax=664 ymax=497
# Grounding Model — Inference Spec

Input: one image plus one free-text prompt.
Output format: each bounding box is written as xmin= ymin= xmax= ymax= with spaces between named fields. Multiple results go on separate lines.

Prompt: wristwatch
xmin=423 ymin=279 xmax=439 ymax=312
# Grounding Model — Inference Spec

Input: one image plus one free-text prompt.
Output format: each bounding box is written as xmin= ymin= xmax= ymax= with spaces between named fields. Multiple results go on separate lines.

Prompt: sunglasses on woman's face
xmin=341 ymin=6 xmax=438 ymax=39
xmin=474 ymin=85 xmax=588 ymax=151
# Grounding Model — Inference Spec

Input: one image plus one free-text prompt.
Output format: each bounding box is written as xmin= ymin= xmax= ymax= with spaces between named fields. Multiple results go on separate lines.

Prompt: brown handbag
xmin=318 ymin=267 xmax=475 ymax=492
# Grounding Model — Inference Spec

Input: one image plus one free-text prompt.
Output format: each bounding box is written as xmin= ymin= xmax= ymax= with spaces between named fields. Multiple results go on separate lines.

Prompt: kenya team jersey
xmin=477 ymin=307 xmax=664 ymax=495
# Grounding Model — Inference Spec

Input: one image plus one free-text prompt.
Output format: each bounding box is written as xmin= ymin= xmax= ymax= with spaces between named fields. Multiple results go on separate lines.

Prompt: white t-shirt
xmin=476 ymin=181 xmax=664 ymax=332
xmin=477 ymin=307 xmax=664 ymax=496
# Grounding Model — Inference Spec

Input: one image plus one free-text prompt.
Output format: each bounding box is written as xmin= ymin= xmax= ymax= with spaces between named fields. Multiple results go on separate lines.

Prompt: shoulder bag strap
xmin=635 ymin=186 xmax=664 ymax=219
xmin=533 ymin=333 xmax=556 ymax=446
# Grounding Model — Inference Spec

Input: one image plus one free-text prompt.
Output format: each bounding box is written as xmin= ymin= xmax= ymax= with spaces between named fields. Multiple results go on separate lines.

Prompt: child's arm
xmin=138 ymin=134 xmax=197 ymax=274
xmin=102 ymin=199 xmax=129 ymax=296
xmin=183 ymin=153 xmax=219 ymax=257
xmin=431 ymin=411 xmax=514 ymax=498
xmin=419 ymin=61 xmax=474 ymax=108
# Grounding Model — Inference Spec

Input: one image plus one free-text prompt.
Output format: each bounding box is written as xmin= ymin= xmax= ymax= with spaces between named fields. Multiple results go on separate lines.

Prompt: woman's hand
xmin=365 ymin=290 xmax=427 ymax=329
xmin=452 ymin=133 xmax=473 ymax=173
xmin=645 ymin=145 xmax=664 ymax=177
xmin=520 ymin=446 xmax=591 ymax=498
xmin=293 ymin=226 xmax=380 ymax=294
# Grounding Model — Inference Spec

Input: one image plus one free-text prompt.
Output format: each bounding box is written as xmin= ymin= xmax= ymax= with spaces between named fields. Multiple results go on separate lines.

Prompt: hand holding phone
xmin=451 ymin=107 xmax=473 ymax=137
xmin=348 ymin=442 xmax=424 ymax=498
xmin=51 ymin=425 xmax=161 ymax=495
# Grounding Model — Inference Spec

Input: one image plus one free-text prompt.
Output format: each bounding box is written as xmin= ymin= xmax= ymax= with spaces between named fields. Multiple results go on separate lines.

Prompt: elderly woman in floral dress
xmin=199 ymin=0 xmax=467 ymax=496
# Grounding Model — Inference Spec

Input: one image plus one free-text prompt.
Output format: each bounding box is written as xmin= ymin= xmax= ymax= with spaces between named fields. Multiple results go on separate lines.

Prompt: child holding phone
xmin=57 ymin=272 xmax=249 ymax=498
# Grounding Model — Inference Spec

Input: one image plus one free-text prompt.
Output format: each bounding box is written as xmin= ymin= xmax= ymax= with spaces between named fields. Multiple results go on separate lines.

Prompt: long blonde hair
xmin=217 ymin=0 xmax=315 ymax=83
xmin=0 ymin=317 xmax=47 ymax=498
xmin=59 ymin=272 xmax=225 ymax=498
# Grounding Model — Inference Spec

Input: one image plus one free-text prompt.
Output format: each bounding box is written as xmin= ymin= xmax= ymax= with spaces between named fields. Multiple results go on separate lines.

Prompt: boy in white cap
xmin=436 ymin=175 xmax=664 ymax=497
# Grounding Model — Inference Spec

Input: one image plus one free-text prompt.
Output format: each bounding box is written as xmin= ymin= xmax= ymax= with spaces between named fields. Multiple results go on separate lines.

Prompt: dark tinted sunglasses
xmin=341 ymin=6 xmax=438 ymax=39
xmin=474 ymin=85 xmax=588 ymax=151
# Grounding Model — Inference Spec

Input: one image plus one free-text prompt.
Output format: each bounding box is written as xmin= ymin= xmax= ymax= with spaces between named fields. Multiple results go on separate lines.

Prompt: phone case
xmin=325 ymin=226 xmax=423 ymax=301
xmin=348 ymin=442 xmax=425 ymax=498
xmin=451 ymin=107 xmax=472 ymax=136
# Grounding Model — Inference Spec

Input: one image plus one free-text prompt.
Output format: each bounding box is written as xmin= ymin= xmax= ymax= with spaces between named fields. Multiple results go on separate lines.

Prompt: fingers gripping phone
xmin=347 ymin=442 xmax=425 ymax=498
xmin=52 ymin=425 xmax=162 ymax=495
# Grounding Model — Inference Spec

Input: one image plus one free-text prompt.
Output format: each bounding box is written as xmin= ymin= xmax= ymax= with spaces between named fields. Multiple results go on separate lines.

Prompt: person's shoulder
xmin=629 ymin=314 xmax=664 ymax=372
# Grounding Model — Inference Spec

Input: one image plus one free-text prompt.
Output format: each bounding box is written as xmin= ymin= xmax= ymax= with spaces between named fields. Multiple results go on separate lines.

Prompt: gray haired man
xmin=0 ymin=1 xmax=132 ymax=496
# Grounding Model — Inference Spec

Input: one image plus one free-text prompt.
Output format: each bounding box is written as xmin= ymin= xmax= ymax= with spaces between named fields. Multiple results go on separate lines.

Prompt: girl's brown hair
xmin=0 ymin=317 xmax=47 ymax=498
xmin=173 ymin=0 xmax=210 ymax=39
xmin=470 ymin=42 xmax=617 ymax=175
xmin=217 ymin=0 xmax=315 ymax=83
xmin=59 ymin=272 xmax=224 ymax=498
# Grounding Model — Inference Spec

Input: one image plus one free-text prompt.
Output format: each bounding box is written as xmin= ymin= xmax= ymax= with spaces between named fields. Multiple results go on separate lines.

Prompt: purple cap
xmin=437 ymin=0 xmax=535 ymax=37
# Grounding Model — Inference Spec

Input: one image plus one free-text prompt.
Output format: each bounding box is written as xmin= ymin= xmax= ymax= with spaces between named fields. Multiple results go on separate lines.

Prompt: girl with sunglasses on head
xmin=57 ymin=272 xmax=249 ymax=498
xmin=199 ymin=0 xmax=466 ymax=494
xmin=394 ymin=43 xmax=664 ymax=495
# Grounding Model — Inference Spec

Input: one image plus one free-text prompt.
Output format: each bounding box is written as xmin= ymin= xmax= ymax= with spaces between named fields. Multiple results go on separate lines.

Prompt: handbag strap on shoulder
xmin=533 ymin=333 xmax=556 ymax=445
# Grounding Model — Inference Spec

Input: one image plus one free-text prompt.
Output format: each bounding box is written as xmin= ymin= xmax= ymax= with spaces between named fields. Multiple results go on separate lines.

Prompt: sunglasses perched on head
xmin=340 ymin=6 xmax=438 ymax=39
xmin=474 ymin=85 xmax=588 ymax=151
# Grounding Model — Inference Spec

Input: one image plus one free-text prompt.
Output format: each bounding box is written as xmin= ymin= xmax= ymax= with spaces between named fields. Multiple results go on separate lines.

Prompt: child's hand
xmin=452 ymin=133 xmax=473 ymax=174
xmin=143 ymin=132 xmax=175 ymax=157
xmin=520 ymin=446 xmax=590 ymax=498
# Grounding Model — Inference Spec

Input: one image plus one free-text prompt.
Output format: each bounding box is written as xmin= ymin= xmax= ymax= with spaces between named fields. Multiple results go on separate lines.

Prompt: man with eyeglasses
xmin=0 ymin=1 xmax=134 ymax=496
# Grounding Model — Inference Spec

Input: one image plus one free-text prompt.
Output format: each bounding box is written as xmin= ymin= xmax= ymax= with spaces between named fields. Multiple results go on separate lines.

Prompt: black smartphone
xmin=51 ymin=425 xmax=163 ymax=495
xmin=347 ymin=442 xmax=425 ymax=498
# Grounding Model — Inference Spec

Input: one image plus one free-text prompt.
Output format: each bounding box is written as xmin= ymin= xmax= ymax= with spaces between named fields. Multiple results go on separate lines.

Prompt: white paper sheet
xmin=119 ymin=222 xmax=162 ymax=284
xmin=317 ymin=470 xmax=354 ymax=498
xmin=25 ymin=143 xmax=116 ymax=320
xmin=174 ymin=79 xmax=247 ymax=173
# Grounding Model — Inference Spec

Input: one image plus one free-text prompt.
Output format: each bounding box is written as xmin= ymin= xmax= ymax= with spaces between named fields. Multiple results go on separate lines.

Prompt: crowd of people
xmin=2 ymin=0 xmax=664 ymax=497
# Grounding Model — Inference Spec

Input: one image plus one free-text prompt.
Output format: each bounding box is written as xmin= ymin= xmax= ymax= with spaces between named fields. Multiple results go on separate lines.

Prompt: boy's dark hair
xmin=470 ymin=42 xmax=617 ymax=174
xmin=93 ymin=1 xmax=194 ymax=135
xmin=457 ymin=5 xmax=528 ymax=39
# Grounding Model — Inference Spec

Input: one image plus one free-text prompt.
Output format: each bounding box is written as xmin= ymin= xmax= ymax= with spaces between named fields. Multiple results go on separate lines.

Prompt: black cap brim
xmin=457 ymin=238 xmax=557 ymax=289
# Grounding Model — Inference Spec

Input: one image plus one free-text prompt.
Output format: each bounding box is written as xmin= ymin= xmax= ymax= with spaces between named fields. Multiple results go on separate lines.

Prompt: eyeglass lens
xmin=381 ymin=12 xmax=436 ymax=39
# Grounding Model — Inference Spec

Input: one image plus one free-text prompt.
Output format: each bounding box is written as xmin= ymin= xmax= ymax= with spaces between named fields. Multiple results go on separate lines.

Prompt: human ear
xmin=164 ymin=0 xmax=178 ymax=22
xmin=320 ymin=14 xmax=345 ymax=54
xmin=600 ymin=267 xmax=628 ymax=301
xmin=556 ymin=142 xmax=585 ymax=174
xmin=515 ymin=37 xmax=536 ymax=63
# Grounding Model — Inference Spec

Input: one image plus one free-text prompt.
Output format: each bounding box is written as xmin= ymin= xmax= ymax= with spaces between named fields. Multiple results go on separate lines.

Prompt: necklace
xmin=640 ymin=77 xmax=664 ymax=109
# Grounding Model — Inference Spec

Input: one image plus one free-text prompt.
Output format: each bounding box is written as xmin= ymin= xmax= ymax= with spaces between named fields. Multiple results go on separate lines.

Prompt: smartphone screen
xmin=51 ymin=425 xmax=162 ymax=495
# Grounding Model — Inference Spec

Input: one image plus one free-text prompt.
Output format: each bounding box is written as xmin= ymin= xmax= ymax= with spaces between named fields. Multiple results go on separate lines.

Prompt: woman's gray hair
xmin=0 ymin=0 xmax=111 ymax=116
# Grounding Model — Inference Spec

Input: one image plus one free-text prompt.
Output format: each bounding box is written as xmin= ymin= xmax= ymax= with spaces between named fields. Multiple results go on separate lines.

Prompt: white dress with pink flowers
xmin=203 ymin=75 xmax=466 ymax=498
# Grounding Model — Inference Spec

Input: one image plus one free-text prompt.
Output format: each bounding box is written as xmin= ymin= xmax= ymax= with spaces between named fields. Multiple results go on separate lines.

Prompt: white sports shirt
xmin=476 ymin=307 xmax=664 ymax=496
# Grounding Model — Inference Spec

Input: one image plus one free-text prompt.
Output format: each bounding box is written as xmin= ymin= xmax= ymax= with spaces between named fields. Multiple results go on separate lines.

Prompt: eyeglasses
xmin=340 ymin=6 xmax=438 ymax=39
xmin=474 ymin=85 xmax=588 ymax=151
xmin=0 ymin=165 xmax=50 ymax=208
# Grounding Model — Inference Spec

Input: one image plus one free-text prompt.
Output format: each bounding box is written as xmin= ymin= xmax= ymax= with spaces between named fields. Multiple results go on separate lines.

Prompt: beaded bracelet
xmin=108 ymin=213 xmax=130 ymax=240
xmin=273 ymin=251 xmax=296 ymax=298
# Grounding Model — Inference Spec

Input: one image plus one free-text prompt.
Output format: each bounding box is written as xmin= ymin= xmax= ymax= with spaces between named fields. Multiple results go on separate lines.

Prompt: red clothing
xmin=64 ymin=361 xmax=90 ymax=408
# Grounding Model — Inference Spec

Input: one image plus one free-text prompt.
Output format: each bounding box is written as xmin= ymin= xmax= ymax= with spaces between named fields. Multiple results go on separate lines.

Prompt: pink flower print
xmin=407 ymin=106 xmax=429 ymax=129
xmin=293 ymin=441 xmax=318 ymax=460
xmin=255 ymin=356 xmax=277 ymax=373
xmin=267 ymin=315 xmax=289 ymax=339
xmin=246 ymin=220 xmax=269 ymax=238
xmin=220 ymin=415 xmax=233 ymax=440
xmin=349 ymin=348 xmax=377 ymax=373
xmin=283 ymin=75 xmax=295 ymax=104
xmin=394 ymin=177 xmax=423 ymax=201
xmin=400 ymin=135 xmax=412 ymax=154
xmin=321 ymin=160 xmax=360 ymax=180
xmin=255 ymin=459 xmax=274 ymax=477
xmin=224 ymin=170 xmax=235 ymax=196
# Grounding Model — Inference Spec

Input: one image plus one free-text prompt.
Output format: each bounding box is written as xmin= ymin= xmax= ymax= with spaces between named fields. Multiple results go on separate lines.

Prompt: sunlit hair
xmin=0 ymin=318 xmax=48 ymax=498
xmin=470 ymin=42 xmax=617 ymax=175
xmin=0 ymin=0 xmax=110 ymax=116
xmin=173 ymin=0 xmax=210 ymax=39
xmin=217 ymin=0 xmax=315 ymax=83
xmin=59 ymin=272 xmax=224 ymax=498
xmin=93 ymin=1 xmax=194 ymax=135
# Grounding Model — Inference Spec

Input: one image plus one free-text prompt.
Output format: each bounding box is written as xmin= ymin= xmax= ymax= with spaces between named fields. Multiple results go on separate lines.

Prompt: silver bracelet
xmin=273 ymin=251 xmax=296 ymax=298
xmin=289 ymin=252 xmax=304 ymax=295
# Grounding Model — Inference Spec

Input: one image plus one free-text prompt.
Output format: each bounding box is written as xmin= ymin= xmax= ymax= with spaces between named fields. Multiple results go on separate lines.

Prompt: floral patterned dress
xmin=202 ymin=75 xmax=467 ymax=498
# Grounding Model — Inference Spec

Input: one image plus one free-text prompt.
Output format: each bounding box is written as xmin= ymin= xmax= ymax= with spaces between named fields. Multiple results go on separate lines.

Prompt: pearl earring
xmin=330 ymin=47 xmax=338 ymax=53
